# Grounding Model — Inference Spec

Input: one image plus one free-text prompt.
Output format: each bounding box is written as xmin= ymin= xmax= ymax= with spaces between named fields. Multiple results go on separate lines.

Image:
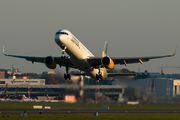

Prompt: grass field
xmin=0 ymin=113 xmax=180 ymax=120
xmin=1 ymin=102 xmax=180 ymax=119
xmin=1 ymin=102 xmax=180 ymax=109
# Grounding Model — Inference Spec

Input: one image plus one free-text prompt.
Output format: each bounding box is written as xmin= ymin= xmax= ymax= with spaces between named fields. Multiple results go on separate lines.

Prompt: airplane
xmin=0 ymin=83 xmax=8 ymax=98
xmin=3 ymin=29 xmax=177 ymax=81
xmin=46 ymin=94 xmax=49 ymax=100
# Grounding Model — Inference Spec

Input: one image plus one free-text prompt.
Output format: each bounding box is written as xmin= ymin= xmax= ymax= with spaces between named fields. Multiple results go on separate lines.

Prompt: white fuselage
xmin=54 ymin=29 xmax=107 ymax=80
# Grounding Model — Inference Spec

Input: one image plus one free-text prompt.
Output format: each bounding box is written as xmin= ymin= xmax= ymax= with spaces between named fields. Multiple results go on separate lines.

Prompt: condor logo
xmin=11 ymin=79 xmax=24 ymax=84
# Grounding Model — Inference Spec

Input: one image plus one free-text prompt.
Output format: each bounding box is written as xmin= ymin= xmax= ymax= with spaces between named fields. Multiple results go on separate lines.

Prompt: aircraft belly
xmin=69 ymin=57 xmax=96 ymax=79
xmin=86 ymin=69 xmax=99 ymax=79
xmin=85 ymin=68 xmax=107 ymax=80
xmin=71 ymin=58 xmax=91 ymax=69
xmin=61 ymin=36 xmax=108 ymax=80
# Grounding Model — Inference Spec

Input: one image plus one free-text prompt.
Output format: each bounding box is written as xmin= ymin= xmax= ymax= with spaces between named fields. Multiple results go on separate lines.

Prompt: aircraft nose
xmin=59 ymin=34 xmax=66 ymax=43
xmin=54 ymin=34 xmax=61 ymax=45
xmin=54 ymin=34 xmax=59 ymax=41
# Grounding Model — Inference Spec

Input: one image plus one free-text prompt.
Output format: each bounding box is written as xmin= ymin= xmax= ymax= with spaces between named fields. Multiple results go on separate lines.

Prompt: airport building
xmin=113 ymin=77 xmax=180 ymax=99
xmin=0 ymin=79 xmax=45 ymax=86
xmin=1 ymin=77 xmax=180 ymax=102
xmin=1 ymin=65 xmax=180 ymax=102
xmin=0 ymin=65 xmax=21 ymax=78
xmin=1 ymin=72 xmax=180 ymax=101
xmin=0 ymin=72 xmax=5 ymax=79
xmin=0 ymin=83 xmax=127 ymax=100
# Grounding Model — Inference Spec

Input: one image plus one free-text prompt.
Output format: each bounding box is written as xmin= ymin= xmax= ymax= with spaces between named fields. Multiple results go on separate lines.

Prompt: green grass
xmin=0 ymin=113 xmax=180 ymax=120
xmin=1 ymin=102 xmax=180 ymax=120
xmin=1 ymin=102 xmax=180 ymax=109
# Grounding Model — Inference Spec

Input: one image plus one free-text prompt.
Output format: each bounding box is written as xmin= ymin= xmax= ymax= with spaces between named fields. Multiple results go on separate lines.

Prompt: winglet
xmin=171 ymin=46 xmax=177 ymax=56
xmin=3 ymin=45 xmax=5 ymax=54
xmin=2 ymin=45 xmax=8 ymax=56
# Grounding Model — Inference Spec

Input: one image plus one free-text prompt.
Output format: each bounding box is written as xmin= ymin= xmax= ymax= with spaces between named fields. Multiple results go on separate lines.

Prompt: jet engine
xmin=44 ymin=56 xmax=56 ymax=69
xmin=101 ymin=56 xmax=114 ymax=69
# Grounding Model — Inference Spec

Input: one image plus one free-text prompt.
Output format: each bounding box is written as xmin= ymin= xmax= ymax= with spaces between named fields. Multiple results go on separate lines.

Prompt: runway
xmin=1 ymin=109 xmax=180 ymax=114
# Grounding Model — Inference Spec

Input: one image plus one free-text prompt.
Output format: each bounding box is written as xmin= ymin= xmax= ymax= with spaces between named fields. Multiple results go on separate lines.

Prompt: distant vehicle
xmin=3 ymin=29 xmax=176 ymax=81
xmin=21 ymin=95 xmax=27 ymax=100
xmin=0 ymin=83 xmax=8 ymax=98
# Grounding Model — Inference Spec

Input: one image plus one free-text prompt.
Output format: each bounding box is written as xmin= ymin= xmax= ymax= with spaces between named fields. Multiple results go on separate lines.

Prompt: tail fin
xmin=46 ymin=94 xmax=49 ymax=100
xmin=3 ymin=83 xmax=8 ymax=93
xmin=102 ymin=41 xmax=108 ymax=57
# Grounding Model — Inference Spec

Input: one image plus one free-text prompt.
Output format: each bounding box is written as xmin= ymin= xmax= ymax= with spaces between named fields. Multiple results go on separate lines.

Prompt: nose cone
xmin=54 ymin=34 xmax=67 ymax=46
xmin=59 ymin=34 xmax=66 ymax=43
xmin=54 ymin=29 xmax=70 ymax=46
xmin=54 ymin=34 xmax=61 ymax=45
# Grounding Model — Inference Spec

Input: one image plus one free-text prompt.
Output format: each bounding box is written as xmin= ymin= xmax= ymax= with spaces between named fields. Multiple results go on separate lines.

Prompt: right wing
xmin=88 ymin=46 xmax=177 ymax=68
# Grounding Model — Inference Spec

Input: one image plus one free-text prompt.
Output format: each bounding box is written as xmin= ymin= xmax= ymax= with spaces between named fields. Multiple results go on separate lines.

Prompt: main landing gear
xmin=64 ymin=74 xmax=71 ymax=80
xmin=96 ymin=67 xmax=102 ymax=82
xmin=64 ymin=65 xmax=71 ymax=80
xmin=60 ymin=46 xmax=71 ymax=80
xmin=96 ymin=74 xmax=102 ymax=81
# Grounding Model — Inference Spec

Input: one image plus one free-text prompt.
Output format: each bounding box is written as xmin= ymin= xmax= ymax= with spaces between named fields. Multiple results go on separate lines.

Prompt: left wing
xmin=88 ymin=46 xmax=177 ymax=67
xmin=3 ymin=46 xmax=76 ymax=68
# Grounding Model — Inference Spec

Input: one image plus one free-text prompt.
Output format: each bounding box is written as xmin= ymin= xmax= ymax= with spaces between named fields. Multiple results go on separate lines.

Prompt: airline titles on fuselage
xmin=71 ymin=36 xmax=80 ymax=49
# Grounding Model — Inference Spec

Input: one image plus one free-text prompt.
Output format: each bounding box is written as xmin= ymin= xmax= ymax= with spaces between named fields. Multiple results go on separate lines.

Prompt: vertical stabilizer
xmin=46 ymin=94 xmax=49 ymax=100
xmin=3 ymin=83 xmax=8 ymax=93
xmin=102 ymin=41 xmax=108 ymax=57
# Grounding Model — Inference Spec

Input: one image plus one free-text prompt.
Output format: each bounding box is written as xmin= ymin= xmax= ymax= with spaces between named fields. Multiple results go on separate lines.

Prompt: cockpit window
xmin=60 ymin=32 xmax=68 ymax=35
xmin=55 ymin=32 xmax=68 ymax=35
xmin=56 ymin=32 xmax=61 ymax=34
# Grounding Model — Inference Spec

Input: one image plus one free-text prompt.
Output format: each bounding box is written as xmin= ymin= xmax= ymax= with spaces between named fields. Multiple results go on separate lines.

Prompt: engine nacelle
xmin=44 ymin=56 xmax=56 ymax=69
xmin=101 ymin=56 xmax=114 ymax=69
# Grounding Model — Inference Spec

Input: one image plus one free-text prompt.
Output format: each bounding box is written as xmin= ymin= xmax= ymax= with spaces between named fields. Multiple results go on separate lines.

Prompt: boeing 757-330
xmin=3 ymin=29 xmax=176 ymax=81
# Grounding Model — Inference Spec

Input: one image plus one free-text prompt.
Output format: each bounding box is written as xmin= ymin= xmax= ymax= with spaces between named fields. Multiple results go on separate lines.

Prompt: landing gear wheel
xmin=64 ymin=74 xmax=71 ymax=80
xmin=64 ymin=64 xmax=71 ymax=80
xmin=68 ymin=74 xmax=71 ymax=80
xmin=96 ymin=74 xmax=102 ymax=81
xmin=61 ymin=56 xmax=65 ymax=59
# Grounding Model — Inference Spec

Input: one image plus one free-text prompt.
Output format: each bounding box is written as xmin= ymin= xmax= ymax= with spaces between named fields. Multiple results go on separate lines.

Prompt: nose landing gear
xmin=61 ymin=46 xmax=67 ymax=59
xmin=60 ymin=46 xmax=71 ymax=80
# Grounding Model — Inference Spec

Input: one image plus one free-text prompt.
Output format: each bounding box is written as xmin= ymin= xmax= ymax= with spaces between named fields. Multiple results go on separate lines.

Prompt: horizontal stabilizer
xmin=72 ymin=73 xmax=87 ymax=76
xmin=107 ymin=73 xmax=137 ymax=77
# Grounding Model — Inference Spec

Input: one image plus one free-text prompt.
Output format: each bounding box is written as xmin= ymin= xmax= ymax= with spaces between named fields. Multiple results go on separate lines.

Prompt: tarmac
xmin=1 ymin=109 xmax=180 ymax=114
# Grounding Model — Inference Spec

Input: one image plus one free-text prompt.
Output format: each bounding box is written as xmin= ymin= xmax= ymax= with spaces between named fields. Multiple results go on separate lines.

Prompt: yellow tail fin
xmin=102 ymin=41 xmax=108 ymax=57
